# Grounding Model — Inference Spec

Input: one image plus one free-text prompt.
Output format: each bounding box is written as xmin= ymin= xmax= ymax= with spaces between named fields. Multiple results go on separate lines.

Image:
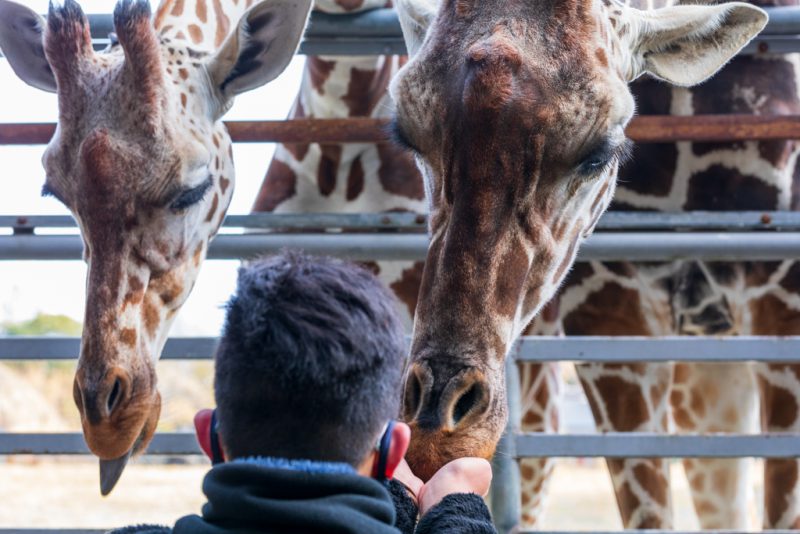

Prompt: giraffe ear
xmin=207 ymin=0 xmax=312 ymax=103
xmin=396 ymin=0 xmax=439 ymax=57
xmin=0 ymin=0 xmax=57 ymax=92
xmin=625 ymin=2 xmax=767 ymax=86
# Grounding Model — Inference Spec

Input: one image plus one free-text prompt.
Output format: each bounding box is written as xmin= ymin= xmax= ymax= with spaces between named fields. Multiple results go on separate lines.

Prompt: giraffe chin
xmin=85 ymin=391 xmax=161 ymax=496
xmin=403 ymin=423 xmax=500 ymax=482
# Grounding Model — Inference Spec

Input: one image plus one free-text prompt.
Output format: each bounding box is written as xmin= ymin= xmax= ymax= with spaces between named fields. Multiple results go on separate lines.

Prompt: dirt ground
xmin=0 ymin=457 xmax=765 ymax=530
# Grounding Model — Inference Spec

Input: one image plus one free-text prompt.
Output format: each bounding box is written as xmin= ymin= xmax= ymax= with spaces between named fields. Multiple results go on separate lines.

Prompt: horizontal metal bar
xmin=5 ymin=115 xmax=800 ymax=146
xmin=4 ymin=336 xmax=800 ymax=362
xmin=0 ymin=337 xmax=215 ymax=360
xmin=4 ymin=432 xmax=799 ymax=457
xmin=0 ymin=432 xmax=201 ymax=455
xmin=1 ymin=232 xmax=799 ymax=261
xmin=513 ymin=336 xmax=800 ymax=362
xmin=4 ymin=212 xmax=800 ymax=232
xmin=515 ymin=433 xmax=800 ymax=458
xmin=0 ymin=531 xmax=106 ymax=534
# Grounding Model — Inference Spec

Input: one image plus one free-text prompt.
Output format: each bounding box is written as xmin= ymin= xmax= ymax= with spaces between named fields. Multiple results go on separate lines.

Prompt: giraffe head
xmin=390 ymin=0 xmax=766 ymax=479
xmin=0 ymin=0 xmax=312 ymax=493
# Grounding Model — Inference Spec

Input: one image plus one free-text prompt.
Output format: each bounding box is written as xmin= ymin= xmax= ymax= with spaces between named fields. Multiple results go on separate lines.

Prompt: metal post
xmin=491 ymin=356 xmax=522 ymax=533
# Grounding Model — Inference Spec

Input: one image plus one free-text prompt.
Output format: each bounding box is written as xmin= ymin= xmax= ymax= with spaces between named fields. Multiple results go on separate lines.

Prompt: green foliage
xmin=2 ymin=313 xmax=82 ymax=336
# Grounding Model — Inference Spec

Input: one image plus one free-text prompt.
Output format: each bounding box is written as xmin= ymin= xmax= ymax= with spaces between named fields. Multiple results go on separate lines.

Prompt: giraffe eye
xmin=170 ymin=177 xmax=212 ymax=211
xmin=578 ymin=139 xmax=632 ymax=176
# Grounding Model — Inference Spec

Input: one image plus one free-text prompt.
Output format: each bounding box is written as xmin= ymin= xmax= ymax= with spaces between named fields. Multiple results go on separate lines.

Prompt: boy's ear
xmin=207 ymin=0 xmax=312 ymax=102
xmin=386 ymin=422 xmax=411 ymax=479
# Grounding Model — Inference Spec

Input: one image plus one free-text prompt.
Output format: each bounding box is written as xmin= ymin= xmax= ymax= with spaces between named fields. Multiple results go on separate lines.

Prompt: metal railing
xmin=0 ymin=6 xmax=796 ymax=56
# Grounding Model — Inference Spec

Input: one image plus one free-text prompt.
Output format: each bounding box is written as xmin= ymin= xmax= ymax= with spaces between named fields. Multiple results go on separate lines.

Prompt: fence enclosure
xmin=4 ymin=6 xmax=800 ymax=534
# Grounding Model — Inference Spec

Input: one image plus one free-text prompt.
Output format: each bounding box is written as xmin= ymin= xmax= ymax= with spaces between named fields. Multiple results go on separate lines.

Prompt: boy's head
xmin=214 ymin=252 xmax=408 ymax=468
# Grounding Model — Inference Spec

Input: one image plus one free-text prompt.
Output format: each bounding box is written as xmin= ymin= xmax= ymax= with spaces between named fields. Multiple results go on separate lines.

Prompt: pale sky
xmin=0 ymin=0 xmax=306 ymax=335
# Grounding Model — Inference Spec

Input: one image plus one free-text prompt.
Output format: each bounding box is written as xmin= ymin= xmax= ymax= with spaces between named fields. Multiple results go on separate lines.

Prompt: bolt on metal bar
xmin=1 ymin=232 xmax=800 ymax=261
xmin=4 ymin=336 xmax=800 ymax=362
xmin=4 ymin=212 xmax=800 ymax=232
xmin=515 ymin=433 xmax=800 ymax=458
xmin=5 ymin=115 xmax=800 ymax=146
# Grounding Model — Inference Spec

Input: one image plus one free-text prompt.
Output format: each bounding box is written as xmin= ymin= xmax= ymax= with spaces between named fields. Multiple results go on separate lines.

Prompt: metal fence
xmin=3 ymin=5 xmax=800 ymax=534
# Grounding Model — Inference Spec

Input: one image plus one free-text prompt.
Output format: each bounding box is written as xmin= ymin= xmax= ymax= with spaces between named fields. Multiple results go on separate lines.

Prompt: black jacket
xmin=110 ymin=461 xmax=496 ymax=534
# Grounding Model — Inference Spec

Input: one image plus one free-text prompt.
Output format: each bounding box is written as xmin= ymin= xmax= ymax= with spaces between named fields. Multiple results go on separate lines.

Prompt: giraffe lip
xmin=99 ymin=448 xmax=132 ymax=496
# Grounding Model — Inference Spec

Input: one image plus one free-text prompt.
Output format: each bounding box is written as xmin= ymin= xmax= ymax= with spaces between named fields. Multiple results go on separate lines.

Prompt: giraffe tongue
xmin=99 ymin=449 xmax=132 ymax=496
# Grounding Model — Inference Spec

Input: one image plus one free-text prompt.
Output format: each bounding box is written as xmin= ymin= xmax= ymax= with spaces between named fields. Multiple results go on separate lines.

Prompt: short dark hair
xmin=214 ymin=251 xmax=406 ymax=465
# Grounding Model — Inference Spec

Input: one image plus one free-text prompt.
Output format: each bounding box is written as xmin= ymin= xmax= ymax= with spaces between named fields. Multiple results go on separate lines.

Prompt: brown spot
xmin=685 ymin=166 xmax=779 ymax=211
xmin=219 ymin=176 xmax=231 ymax=195
xmin=779 ymin=262 xmax=800 ymax=294
xmin=522 ymin=410 xmax=543 ymax=428
xmin=614 ymin=481 xmax=642 ymax=526
xmin=689 ymin=388 xmax=706 ymax=418
xmin=308 ymin=58 xmax=336 ymax=95
xmin=170 ymin=0 xmax=185 ymax=16
xmin=142 ymin=297 xmax=160 ymax=338
xmin=318 ymin=145 xmax=342 ymax=196
xmin=390 ymin=263 xmax=424 ymax=318
xmin=674 ymin=363 xmax=690 ymax=384
xmin=253 ymin=159 xmax=296 ymax=212
xmin=711 ymin=468 xmax=731 ymax=493
xmin=212 ymin=0 xmax=229 ymax=47
xmin=690 ymin=473 xmax=705 ymax=491
xmin=178 ymin=68 xmax=189 ymax=80
xmin=377 ymin=143 xmax=425 ymax=200
xmin=695 ymin=500 xmax=719 ymax=516
xmin=342 ymin=63 xmax=394 ymax=117
xmin=123 ymin=277 xmax=146 ymax=310
xmin=765 ymin=459 xmax=799 ymax=527
xmin=180 ymin=93 xmax=187 ymax=108
xmin=591 ymin=375 xmax=650 ymax=431
xmin=120 ymin=328 xmax=137 ymax=347
xmin=346 ymin=156 xmax=365 ymax=201
xmin=188 ymin=24 xmax=203 ymax=45
xmin=520 ymin=463 xmax=535 ymax=479
xmin=495 ymin=243 xmax=530 ymax=317
xmin=563 ymin=282 xmax=649 ymax=336
xmin=551 ymin=230 xmax=580 ymax=285
xmin=205 ymin=193 xmax=219 ymax=223
xmin=193 ymin=243 xmax=204 ymax=267
xmin=633 ymin=463 xmax=668 ymax=506
xmin=751 ymin=294 xmax=800 ymax=335
xmin=761 ymin=378 xmax=799 ymax=430
xmin=595 ymin=47 xmax=608 ymax=67
xmin=196 ymin=0 xmax=207 ymax=22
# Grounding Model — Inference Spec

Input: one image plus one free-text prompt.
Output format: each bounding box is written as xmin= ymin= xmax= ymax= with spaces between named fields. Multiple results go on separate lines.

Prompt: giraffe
xmin=0 ymin=0 xmax=313 ymax=494
xmin=549 ymin=4 xmax=800 ymax=525
xmin=390 ymin=0 xmax=766 ymax=522
xmin=248 ymin=0 xmax=563 ymax=524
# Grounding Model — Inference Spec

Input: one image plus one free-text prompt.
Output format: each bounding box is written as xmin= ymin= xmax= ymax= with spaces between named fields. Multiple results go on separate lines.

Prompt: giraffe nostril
xmin=404 ymin=370 xmax=423 ymax=421
xmin=453 ymin=383 xmax=482 ymax=425
xmin=107 ymin=377 xmax=122 ymax=415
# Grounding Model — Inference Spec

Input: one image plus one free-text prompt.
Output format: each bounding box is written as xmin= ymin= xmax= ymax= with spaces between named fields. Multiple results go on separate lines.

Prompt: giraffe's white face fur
xmin=0 ymin=0 xmax=312 ymax=493
xmin=391 ymin=0 xmax=766 ymax=480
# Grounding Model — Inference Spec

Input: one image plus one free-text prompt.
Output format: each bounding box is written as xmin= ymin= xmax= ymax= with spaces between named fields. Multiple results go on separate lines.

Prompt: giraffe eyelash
xmin=387 ymin=117 xmax=419 ymax=154
xmin=170 ymin=177 xmax=213 ymax=211
xmin=578 ymin=138 xmax=633 ymax=175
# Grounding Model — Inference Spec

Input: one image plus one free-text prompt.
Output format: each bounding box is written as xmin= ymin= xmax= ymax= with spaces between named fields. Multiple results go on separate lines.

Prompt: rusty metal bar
xmin=3 ymin=116 xmax=800 ymax=146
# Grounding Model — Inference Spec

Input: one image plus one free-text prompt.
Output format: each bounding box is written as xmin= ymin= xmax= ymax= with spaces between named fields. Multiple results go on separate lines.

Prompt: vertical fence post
xmin=491 ymin=356 xmax=522 ymax=533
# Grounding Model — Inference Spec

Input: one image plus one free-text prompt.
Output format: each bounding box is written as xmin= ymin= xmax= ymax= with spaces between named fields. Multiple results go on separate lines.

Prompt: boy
xmin=114 ymin=252 xmax=496 ymax=533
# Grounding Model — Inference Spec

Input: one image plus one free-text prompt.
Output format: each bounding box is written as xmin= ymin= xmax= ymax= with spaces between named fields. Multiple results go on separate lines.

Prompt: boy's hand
xmin=417 ymin=458 xmax=492 ymax=516
xmin=393 ymin=459 xmax=425 ymax=503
